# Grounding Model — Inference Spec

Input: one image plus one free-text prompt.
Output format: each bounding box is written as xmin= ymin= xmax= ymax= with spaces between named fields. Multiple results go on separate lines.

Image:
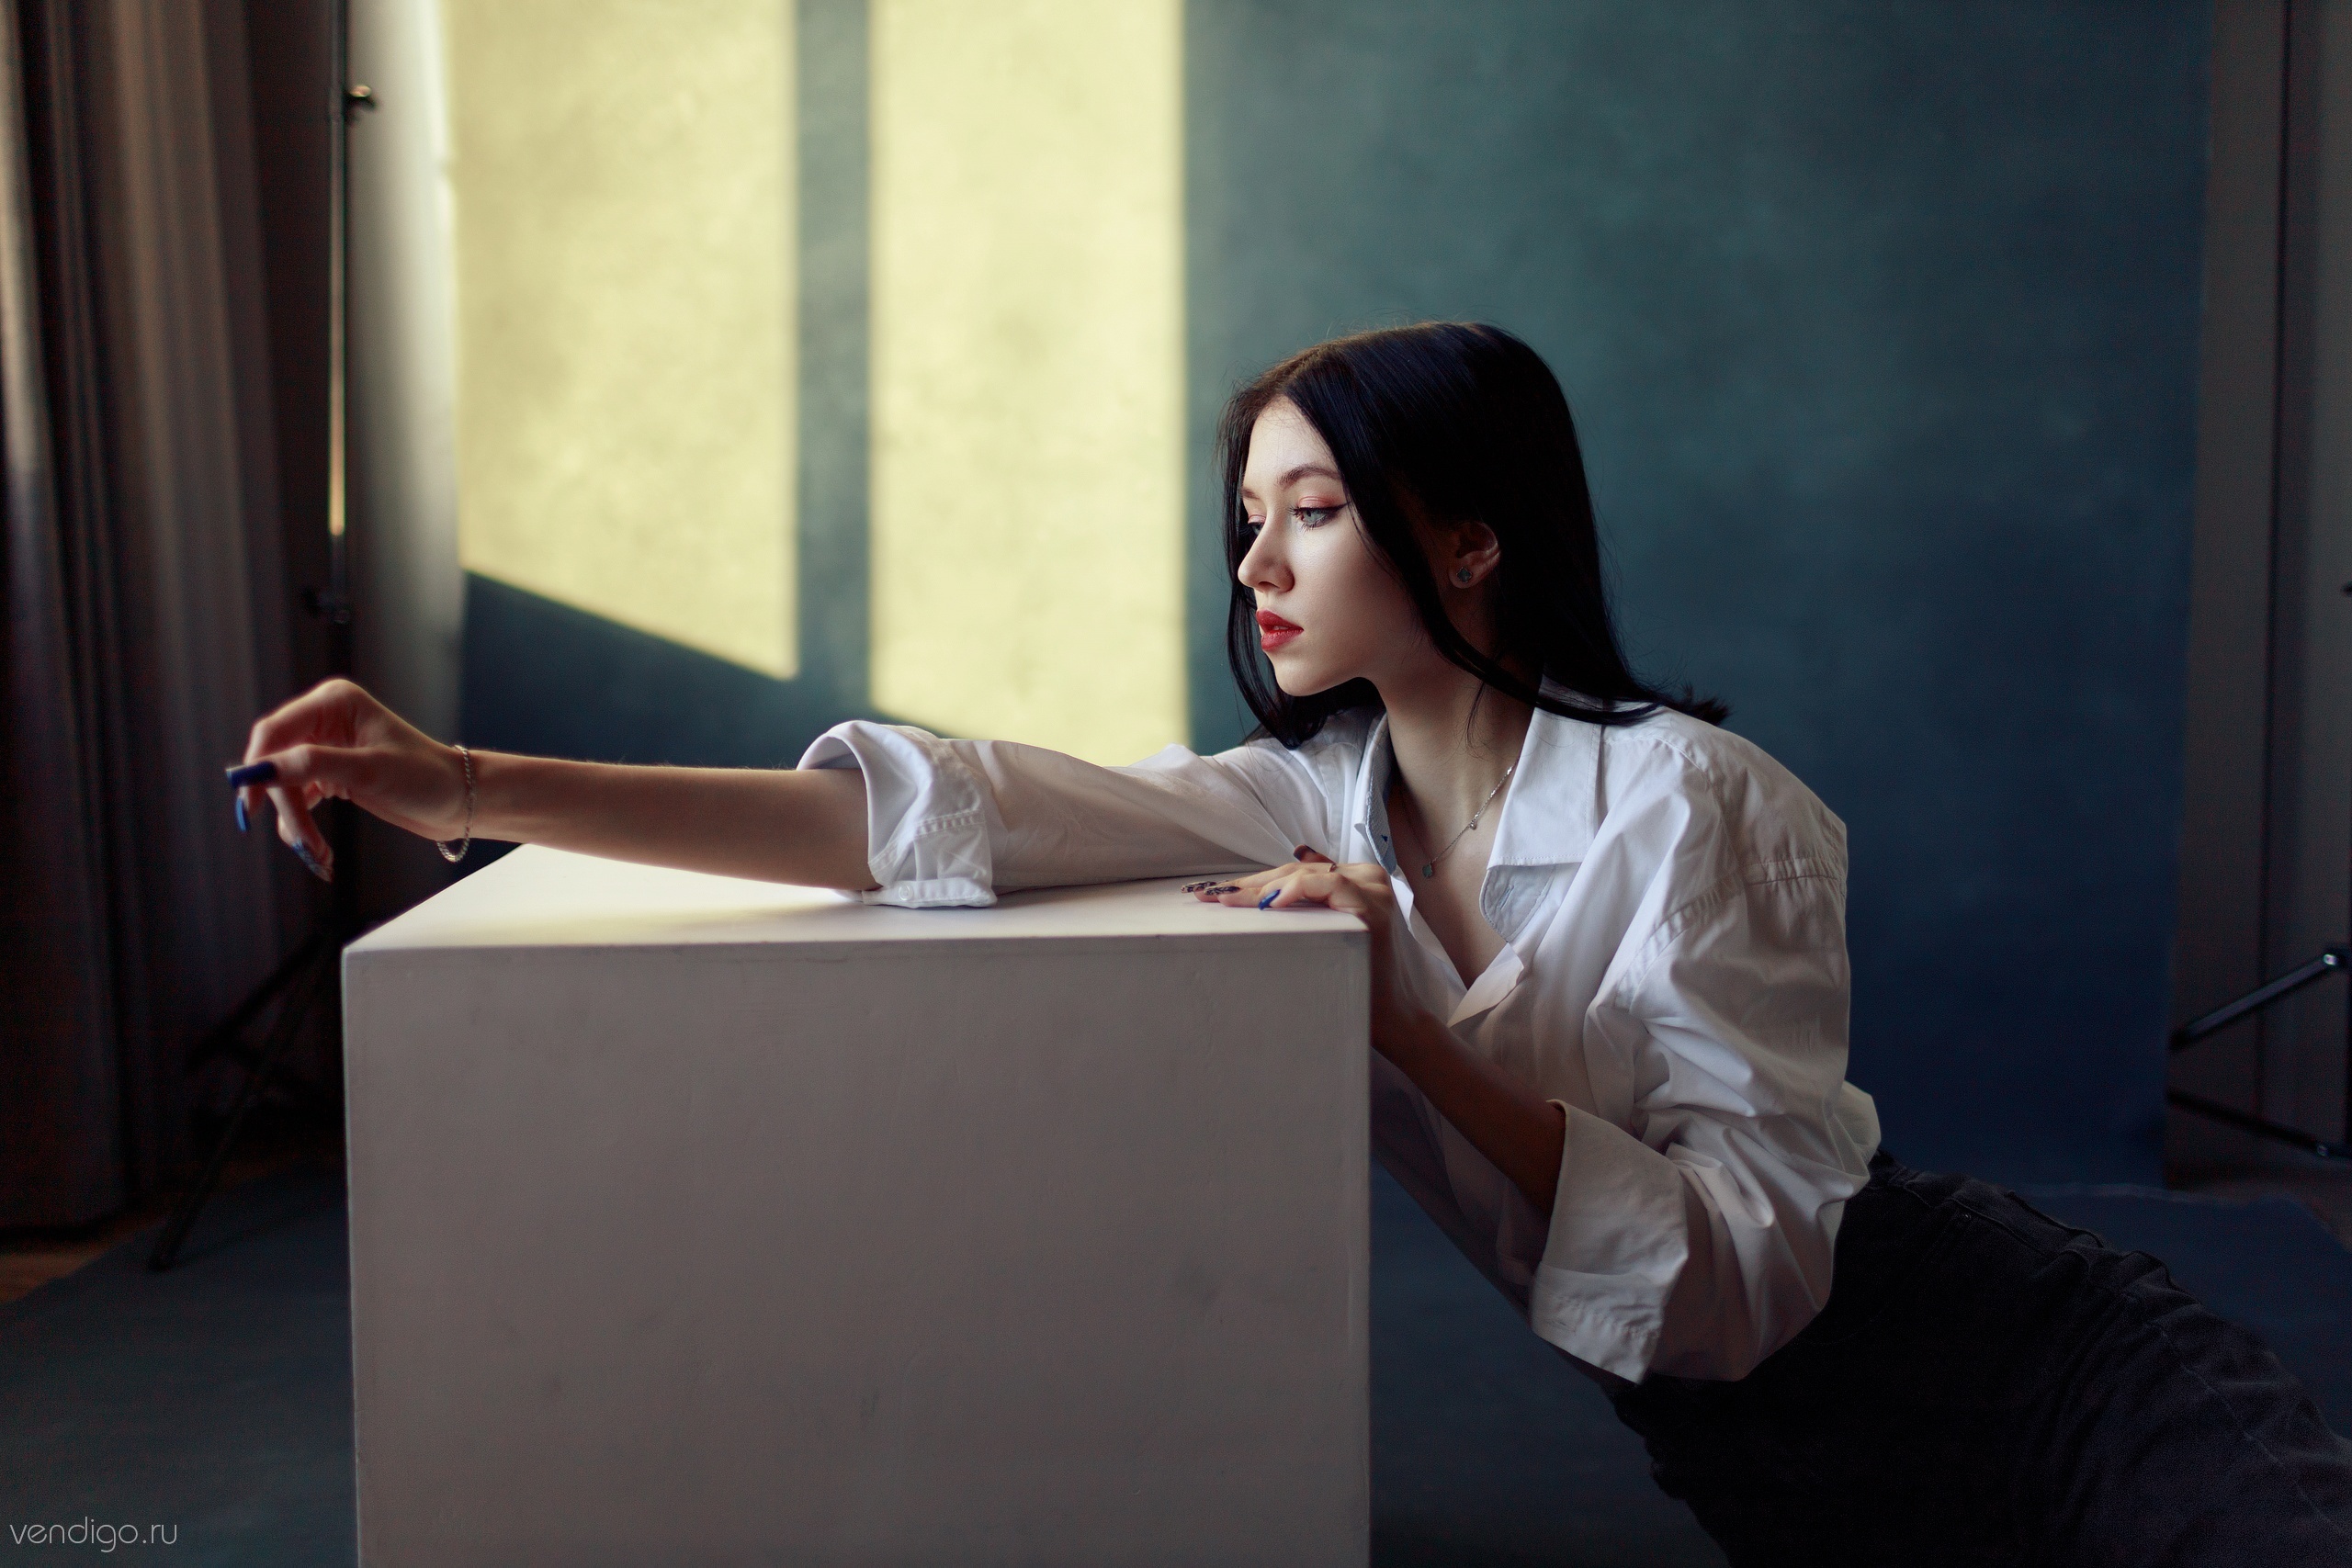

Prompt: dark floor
xmin=0 ymin=1167 xmax=354 ymax=1566
xmin=3 ymin=1162 xmax=2348 ymax=1565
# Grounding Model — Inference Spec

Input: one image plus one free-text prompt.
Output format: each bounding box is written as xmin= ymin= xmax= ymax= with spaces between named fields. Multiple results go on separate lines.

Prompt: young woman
xmin=236 ymin=323 xmax=2351 ymax=1563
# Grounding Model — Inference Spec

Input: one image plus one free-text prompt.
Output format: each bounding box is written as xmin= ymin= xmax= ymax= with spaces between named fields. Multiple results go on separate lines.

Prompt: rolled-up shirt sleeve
xmin=796 ymin=720 xmax=1332 ymax=907
xmin=1531 ymin=832 xmax=1870 ymax=1382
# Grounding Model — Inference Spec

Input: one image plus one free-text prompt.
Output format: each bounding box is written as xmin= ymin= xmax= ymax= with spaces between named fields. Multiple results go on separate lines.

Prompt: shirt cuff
xmin=1526 ymin=1101 xmax=1690 ymax=1382
xmin=796 ymin=721 xmax=996 ymax=908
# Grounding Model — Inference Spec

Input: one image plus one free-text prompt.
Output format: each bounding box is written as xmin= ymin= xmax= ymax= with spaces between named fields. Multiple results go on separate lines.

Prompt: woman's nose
xmin=1238 ymin=530 xmax=1286 ymax=592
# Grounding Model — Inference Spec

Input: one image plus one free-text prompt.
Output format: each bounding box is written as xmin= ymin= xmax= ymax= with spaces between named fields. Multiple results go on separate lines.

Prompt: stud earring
xmin=1454 ymin=568 xmax=1474 ymax=584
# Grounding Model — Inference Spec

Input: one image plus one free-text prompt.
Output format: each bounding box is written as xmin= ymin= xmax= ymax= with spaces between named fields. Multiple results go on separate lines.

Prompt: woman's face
xmin=1236 ymin=399 xmax=1429 ymax=696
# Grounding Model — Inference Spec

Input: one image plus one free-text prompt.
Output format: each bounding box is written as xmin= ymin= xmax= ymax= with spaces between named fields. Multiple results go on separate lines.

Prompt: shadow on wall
xmin=460 ymin=574 xmax=887 ymax=773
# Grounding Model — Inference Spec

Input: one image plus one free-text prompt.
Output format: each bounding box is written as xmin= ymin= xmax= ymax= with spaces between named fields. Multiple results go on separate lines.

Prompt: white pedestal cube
xmin=341 ymin=845 xmax=1370 ymax=1566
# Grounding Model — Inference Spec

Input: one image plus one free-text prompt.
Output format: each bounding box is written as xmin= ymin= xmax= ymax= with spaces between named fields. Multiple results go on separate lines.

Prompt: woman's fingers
xmin=230 ymin=679 xmax=472 ymax=877
xmin=243 ymin=742 xmax=354 ymax=878
xmin=1259 ymin=867 xmax=1351 ymax=909
xmin=244 ymin=739 xmax=441 ymax=877
xmin=1186 ymin=863 xmax=1282 ymax=899
xmin=1205 ymin=862 xmax=1385 ymax=912
xmin=273 ymin=793 xmax=332 ymax=882
xmin=1184 ymin=852 xmax=1376 ymax=909
xmin=1189 ymin=863 xmax=1304 ymax=900
xmin=234 ymin=682 xmax=379 ymax=879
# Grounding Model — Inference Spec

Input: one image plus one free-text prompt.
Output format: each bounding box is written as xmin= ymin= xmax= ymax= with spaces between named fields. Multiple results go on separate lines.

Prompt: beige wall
xmin=432 ymin=0 xmax=1191 ymax=764
xmin=868 ymin=0 xmax=1186 ymax=764
xmin=444 ymin=0 xmax=797 ymax=678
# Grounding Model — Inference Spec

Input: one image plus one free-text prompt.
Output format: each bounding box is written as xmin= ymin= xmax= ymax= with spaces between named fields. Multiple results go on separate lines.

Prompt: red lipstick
xmin=1256 ymin=609 xmax=1301 ymax=652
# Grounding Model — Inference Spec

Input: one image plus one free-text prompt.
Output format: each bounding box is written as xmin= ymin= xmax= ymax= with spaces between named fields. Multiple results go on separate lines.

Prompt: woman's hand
xmin=236 ymin=679 xmax=468 ymax=879
xmin=1191 ymin=849 xmax=1424 ymax=1052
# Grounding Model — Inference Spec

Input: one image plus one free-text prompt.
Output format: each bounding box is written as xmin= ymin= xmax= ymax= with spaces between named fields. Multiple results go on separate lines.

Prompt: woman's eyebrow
xmin=1241 ymin=463 xmax=1345 ymax=502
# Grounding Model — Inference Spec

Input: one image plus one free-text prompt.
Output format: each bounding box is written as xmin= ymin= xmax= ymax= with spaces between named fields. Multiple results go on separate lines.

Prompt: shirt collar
xmin=1487 ymin=691 xmax=1605 ymax=871
xmin=1353 ymin=681 xmax=1609 ymax=877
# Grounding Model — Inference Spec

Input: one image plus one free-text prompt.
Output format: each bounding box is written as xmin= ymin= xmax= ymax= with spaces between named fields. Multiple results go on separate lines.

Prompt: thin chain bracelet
xmin=435 ymin=744 xmax=475 ymax=863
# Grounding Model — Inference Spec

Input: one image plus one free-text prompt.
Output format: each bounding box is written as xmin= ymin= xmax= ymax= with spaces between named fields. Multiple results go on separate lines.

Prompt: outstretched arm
xmin=235 ymin=679 xmax=876 ymax=889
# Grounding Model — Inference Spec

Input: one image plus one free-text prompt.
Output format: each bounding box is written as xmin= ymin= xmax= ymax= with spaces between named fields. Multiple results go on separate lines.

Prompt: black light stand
xmin=148 ymin=4 xmax=375 ymax=1270
xmin=2168 ymin=946 xmax=2352 ymax=1161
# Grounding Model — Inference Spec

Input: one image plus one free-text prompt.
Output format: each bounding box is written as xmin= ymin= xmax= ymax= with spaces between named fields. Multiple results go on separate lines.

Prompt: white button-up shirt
xmin=797 ymin=695 xmax=1881 ymax=1383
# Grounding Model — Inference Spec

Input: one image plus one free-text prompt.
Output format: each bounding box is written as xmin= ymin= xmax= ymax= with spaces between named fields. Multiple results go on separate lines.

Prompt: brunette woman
xmin=235 ymin=323 xmax=2352 ymax=1565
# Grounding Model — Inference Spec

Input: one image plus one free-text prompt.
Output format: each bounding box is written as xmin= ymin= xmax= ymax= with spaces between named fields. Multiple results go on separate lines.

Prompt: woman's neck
xmin=1379 ymin=664 xmax=1533 ymax=833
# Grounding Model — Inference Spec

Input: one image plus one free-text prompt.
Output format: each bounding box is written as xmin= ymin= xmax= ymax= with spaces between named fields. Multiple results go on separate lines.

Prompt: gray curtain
xmin=0 ymin=0 xmax=312 ymax=1226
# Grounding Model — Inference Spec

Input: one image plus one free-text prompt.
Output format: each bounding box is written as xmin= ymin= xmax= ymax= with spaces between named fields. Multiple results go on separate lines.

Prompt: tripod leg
xmin=181 ymin=927 xmax=334 ymax=1077
xmin=146 ymin=945 xmax=337 ymax=1271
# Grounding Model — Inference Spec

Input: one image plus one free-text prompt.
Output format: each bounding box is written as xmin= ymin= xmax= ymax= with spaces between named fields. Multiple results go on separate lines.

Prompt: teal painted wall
xmin=1186 ymin=1 xmax=2211 ymax=1180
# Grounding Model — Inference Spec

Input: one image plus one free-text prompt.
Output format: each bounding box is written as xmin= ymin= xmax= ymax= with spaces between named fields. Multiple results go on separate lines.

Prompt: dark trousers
xmin=1611 ymin=1150 xmax=2352 ymax=1566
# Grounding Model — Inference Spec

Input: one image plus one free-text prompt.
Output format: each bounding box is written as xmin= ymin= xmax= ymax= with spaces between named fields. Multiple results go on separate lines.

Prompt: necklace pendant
xmin=1420 ymin=861 xmax=1435 ymax=878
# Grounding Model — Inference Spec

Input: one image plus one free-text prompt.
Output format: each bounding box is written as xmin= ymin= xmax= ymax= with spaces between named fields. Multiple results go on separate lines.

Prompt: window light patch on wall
xmin=868 ymin=0 xmax=1186 ymax=764
xmin=445 ymin=0 xmax=797 ymax=679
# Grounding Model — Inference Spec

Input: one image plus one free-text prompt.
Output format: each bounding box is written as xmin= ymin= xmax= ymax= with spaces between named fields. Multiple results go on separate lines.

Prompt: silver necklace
xmin=1402 ymin=762 xmax=1514 ymax=879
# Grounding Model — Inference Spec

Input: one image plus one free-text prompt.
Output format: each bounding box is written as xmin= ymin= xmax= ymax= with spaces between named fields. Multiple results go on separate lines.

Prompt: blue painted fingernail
xmin=292 ymin=840 xmax=333 ymax=883
xmin=1257 ymin=889 xmax=1279 ymax=909
xmin=234 ymin=795 xmax=248 ymax=833
xmin=225 ymin=761 xmax=277 ymax=788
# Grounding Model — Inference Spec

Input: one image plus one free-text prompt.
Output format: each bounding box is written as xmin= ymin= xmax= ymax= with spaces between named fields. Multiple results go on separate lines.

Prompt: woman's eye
xmin=1295 ymin=505 xmax=1339 ymax=527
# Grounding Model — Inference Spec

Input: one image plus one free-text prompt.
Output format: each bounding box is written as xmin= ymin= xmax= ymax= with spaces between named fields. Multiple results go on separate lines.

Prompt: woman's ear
xmin=1442 ymin=522 xmax=1503 ymax=589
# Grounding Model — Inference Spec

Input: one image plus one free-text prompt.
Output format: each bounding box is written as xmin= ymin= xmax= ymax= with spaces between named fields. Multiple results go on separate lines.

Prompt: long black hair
xmin=1219 ymin=321 xmax=1726 ymax=746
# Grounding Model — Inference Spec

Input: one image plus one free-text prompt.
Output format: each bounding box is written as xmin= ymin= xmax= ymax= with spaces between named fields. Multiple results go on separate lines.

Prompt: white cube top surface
xmin=349 ymin=842 xmax=1366 ymax=953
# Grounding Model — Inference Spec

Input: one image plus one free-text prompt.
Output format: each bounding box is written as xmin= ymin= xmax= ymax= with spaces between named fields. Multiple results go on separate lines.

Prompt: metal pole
xmin=2168 ymin=946 xmax=2350 ymax=1050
